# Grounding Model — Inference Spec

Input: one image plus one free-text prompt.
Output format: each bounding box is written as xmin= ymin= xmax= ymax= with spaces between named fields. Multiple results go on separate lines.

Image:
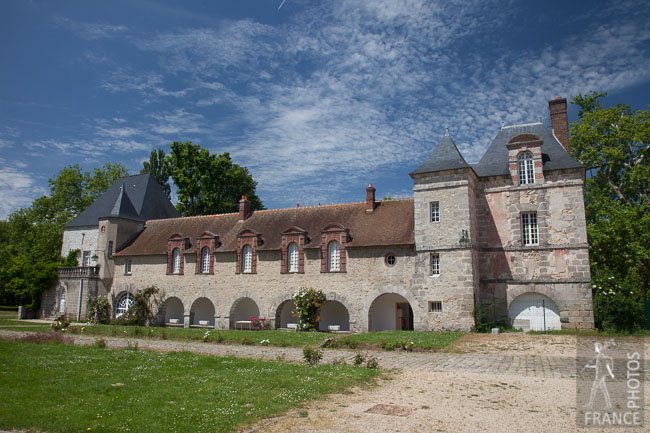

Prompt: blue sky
xmin=1 ymin=0 xmax=649 ymax=218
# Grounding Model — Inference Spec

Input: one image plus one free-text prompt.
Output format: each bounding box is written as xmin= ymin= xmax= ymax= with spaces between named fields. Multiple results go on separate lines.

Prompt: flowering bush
xmin=293 ymin=287 xmax=326 ymax=331
xmin=250 ymin=316 xmax=272 ymax=330
xmin=87 ymin=297 xmax=110 ymax=324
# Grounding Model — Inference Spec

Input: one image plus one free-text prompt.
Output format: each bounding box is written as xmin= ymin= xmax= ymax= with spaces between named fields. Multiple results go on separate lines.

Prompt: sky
xmin=1 ymin=0 xmax=649 ymax=219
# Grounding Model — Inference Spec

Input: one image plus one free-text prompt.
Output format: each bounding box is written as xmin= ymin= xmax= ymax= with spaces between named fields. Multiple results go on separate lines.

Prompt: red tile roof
xmin=116 ymin=198 xmax=414 ymax=256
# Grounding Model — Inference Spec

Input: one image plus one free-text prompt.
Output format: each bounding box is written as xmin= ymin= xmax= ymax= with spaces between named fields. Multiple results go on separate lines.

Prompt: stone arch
xmin=319 ymin=300 xmax=350 ymax=332
xmin=506 ymin=285 xmax=566 ymax=311
xmin=508 ymin=292 xmax=561 ymax=331
xmin=189 ymin=297 xmax=215 ymax=327
xmin=364 ymin=285 xmax=421 ymax=332
xmin=229 ymin=296 xmax=261 ymax=329
xmin=275 ymin=299 xmax=297 ymax=329
xmin=158 ymin=296 xmax=184 ymax=326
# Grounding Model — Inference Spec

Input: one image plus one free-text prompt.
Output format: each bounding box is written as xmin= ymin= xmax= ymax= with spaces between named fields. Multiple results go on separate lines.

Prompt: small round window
xmin=385 ymin=254 xmax=396 ymax=267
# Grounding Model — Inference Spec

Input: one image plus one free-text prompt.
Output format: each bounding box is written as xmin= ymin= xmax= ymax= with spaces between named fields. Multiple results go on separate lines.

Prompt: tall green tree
xmin=569 ymin=91 xmax=650 ymax=331
xmin=141 ymin=149 xmax=171 ymax=199
xmin=165 ymin=141 xmax=263 ymax=216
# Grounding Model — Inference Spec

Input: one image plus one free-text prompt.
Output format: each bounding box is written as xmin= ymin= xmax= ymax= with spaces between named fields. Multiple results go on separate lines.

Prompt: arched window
xmin=243 ymin=245 xmax=253 ymax=273
xmin=201 ymin=247 xmax=211 ymax=273
xmin=172 ymin=248 xmax=181 ymax=274
xmin=115 ymin=293 xmax=134 ymax=318
xmin=328 ymin=241 xmax=340 ymax=272
xmin=518 ymin=152 xmax=535 ymax=185
xmin=288 ymin=242 xmax=299 ymax=272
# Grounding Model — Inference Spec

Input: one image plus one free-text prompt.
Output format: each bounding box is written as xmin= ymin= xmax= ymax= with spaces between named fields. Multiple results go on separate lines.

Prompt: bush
xmin=353 ymin=352 xmax=365 ymax=367
xmin=113 ymin=286 xmax=160 ymax=326
xmin=293 ymin=287 xmax=326 ymax=331
xmin=93 ymin=339 xmax=107 ymax=349
xmin=51 ymin=315 xmax=69 ymax=332
xmin=87 ymin=297 xmax=110 ymax=324
xmin=366 ymin=357 xmax=379 ymax=369
xmin=250 ymin=316 xmax=272 ymax=330
xmin=303 ymin=347 xmax=323 ymax=365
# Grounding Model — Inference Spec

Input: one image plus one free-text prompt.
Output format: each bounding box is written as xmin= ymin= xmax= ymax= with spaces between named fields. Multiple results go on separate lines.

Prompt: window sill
xmin=166 ymin=272 xmax=184 ymax=276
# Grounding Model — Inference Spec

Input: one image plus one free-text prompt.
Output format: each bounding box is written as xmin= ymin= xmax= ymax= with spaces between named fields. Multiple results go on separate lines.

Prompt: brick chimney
xmin=549 ymin=97 xmax=569 ymax=152
xmin=366 ymin=184 xmax=376 ymax=213
xmin=239 ymin=195 xmax=251 ymax=221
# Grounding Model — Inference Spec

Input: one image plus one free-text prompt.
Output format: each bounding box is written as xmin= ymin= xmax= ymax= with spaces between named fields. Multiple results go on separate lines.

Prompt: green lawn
xmin=328 ymin=330 xmax=465 ymax=350
xmin=0 ymin=338 xmax=379 ymax=433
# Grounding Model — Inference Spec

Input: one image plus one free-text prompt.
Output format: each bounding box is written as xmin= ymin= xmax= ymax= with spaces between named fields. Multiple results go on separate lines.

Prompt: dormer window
xmin=167 ymin=233 xmax=189 ymax=275
xmin=236 ymin=229 xmax=261 ymax=274
xmin=320 ymin=224 xmax=348 ymax=273
xmin=195 ymin=231 xmax=218 ymax=275
xmin=281 ymin=226 xmax=307 ymax=274
xmin=518 ymin=152 xmax=535 ymax=185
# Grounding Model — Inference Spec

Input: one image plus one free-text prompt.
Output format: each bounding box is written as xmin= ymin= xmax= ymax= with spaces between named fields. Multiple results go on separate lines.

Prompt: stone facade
xmin=47 ymin=99 xmax=594 ymax=331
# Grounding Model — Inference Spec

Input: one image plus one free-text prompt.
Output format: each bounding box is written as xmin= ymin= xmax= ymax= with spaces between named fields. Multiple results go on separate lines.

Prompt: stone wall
xmin=61 ymin=226 xmax=98 ymax=266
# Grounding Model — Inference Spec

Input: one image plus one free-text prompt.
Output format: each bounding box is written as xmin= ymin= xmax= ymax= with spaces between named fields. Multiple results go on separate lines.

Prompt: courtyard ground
xmin=0 ymin=330 xmax=648 ymax=432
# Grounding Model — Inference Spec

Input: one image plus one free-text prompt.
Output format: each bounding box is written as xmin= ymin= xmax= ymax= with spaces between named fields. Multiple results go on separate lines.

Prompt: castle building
xmin=43 ymin=97 xmax=594 ymax=331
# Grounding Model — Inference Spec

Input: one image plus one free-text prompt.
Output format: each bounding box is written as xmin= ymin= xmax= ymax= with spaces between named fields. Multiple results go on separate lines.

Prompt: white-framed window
xmin=328 ymin=241 xmax=340 ymax=272
xmin=82 ymin=250 xmax=91 ymax=267
xmin=124 ymin=259 xmax=132 ymax=275
xmin=430 ymin=253 xmax=440 ymax=276
xmin=172 ymin=248 xmax=181 ymax=274
xmin=429 ymin=301 xmax=442 ymax=312
xmin=430 ymin=201 xmax=440 ymax=222
xmin=522 ymin=212 xmax=539 ymax=245
xmin=288 ymin=242 xmax=299 ymax=273
xmin=115 ymin=293 xmax=134 ymax=318
xmin=201 ymin=247 xmax=211 ymax=273
xmin=243 ymin=245 xmax=253 ymax=273
xmin=518 ymin=152 xmax=535 ymax=185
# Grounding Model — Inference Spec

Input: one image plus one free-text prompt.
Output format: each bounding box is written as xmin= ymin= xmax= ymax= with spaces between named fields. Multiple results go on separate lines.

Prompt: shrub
xmin=366 ymin=357 xmax=379 ymax=369
xmin=203 ymin=330 xmax=211 ymax=342
xmin=93 ymin=339 xmax=107 ymax=349
xmin=353 ymin=352 xmax=365 ymax=367
xmin=241 ymin=337 xmax=254 ymax=345
xmin=293 ymin=287 xmax=326 ymax=331
xmin=331 ymin=357 xmax=347 ymax=366
xmin=51 ymin=315 xmax=69 ymax=332
xmin=303 ymin=347 xmax=323 ymax=365
xmin=87 ymin=297 xmax=110 ymax=324
xmin=250 ymin=316 xmax=272 ymax=330
xmin=113 ymin=286 xmax=160 ymax=326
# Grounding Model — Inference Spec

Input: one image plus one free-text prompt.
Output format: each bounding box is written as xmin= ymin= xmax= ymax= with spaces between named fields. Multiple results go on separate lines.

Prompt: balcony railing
xmin=57 ymin=266 xmax=100 ymax=278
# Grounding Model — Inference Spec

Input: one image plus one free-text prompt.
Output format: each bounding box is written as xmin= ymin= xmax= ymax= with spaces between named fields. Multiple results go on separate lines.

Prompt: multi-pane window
xmin=430 ymin=201 xmax=440 ymax=222
xmin=518 ymin=152 xmax=535 ymax=185
xmin=115 ymin=293 xmax=134 ymax=318
xmin=201 ymin=247 xmax=211 ymax=273
xmin=243 ymin=245 xmax=253 ymax=273
xmin=430 ymin=253 xmax=440 ymax=276
xmin=124 ymin=259 xmax=132 ymax=275
xmin=288 ymin=242 xmax=299 ymax=273
xmin=522 ymin=212 xmax=539 ymax=245
xmin=82 ymin=251 xmax=91 ymax=266
xmin=328 ymin=241 xmax=340 ymax=271
xmin=172 ymin=248 xmax=181 ymax=274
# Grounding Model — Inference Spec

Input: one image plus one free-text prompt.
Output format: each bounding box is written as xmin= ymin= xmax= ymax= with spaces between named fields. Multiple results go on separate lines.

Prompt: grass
xmin=0 ymin=322 xmax=466 ymax=351
xmin=0 ymin=338 xmax=379 ymax=433
xmin=528 ymin=328 xmax=650 ymax=336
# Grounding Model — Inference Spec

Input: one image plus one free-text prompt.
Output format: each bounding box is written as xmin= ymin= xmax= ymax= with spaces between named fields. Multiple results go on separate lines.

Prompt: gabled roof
xmin=472 ymin=122 xmax=582 ymax=177
xmin=65 ymin=173 xmax=180 ymax=228
xmin=115 ymin=198 xmax=414 ymax=256
xmin=410 ymin=134 xmax=471 ymax=176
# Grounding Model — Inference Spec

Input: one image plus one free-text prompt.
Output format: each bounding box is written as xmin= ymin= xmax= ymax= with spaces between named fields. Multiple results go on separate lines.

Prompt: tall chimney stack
xmin=549 ymin=97 xmax=569 ymax=152
xmin=366 ymin=184 xmax=376 ymax=213
xmin=239 ymin=195 xmax=251 ymax=221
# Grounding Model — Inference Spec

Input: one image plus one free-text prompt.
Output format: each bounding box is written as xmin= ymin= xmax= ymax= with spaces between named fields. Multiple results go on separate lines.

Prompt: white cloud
xmin=0 ymin=163 xmax=47 ymax=219
xmin=54 ymin=16 xmax=128 ymax=40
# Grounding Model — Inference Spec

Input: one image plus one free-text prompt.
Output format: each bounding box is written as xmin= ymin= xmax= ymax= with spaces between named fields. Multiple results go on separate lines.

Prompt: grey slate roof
xmin=472 ymin=122 xmax=582 ymax=177
xmin=65 ymin=173 xmax=180 ymax=228
xmin=410 ymin=135 xmax=471 ymax=176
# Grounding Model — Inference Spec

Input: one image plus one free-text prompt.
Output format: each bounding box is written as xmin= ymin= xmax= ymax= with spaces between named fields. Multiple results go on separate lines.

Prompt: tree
xmin=569 ymin=91 xmax=650 ymax=332
xmin=165 ymin=141 xmax=263 ymax=216
xmin=141 ymin=149 xmax=171 ymax=199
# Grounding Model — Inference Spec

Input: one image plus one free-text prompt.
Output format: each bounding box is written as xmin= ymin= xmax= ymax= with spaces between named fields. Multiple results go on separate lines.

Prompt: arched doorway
xmin=159 ymin=297 xmax=184 ymax=326
xmin=319 ymin=300 xmax=350 ymax=332
xmin=190 ymin=297 xmax=215 ymax=327
xmin=229 ymin=297 xmax=260 ymax=329
xmin=58 ymin=288 xmax=66 ymax=315
xmin=275 ymin=300 xmax=297 ymax=329
xmin=509 ymin=293 xmax=561 ymax=331
xmin=368 ymin=293 xmax=413 ymax=331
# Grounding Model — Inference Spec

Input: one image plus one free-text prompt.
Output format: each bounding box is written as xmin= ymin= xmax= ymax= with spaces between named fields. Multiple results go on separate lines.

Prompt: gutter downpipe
xmin=77 ymin=279 xmax=83 ymax=321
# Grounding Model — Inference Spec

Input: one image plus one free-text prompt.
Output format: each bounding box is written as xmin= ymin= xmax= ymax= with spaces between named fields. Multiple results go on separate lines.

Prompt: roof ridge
xmin=503 ymin=122 xmax=544 ymax=129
